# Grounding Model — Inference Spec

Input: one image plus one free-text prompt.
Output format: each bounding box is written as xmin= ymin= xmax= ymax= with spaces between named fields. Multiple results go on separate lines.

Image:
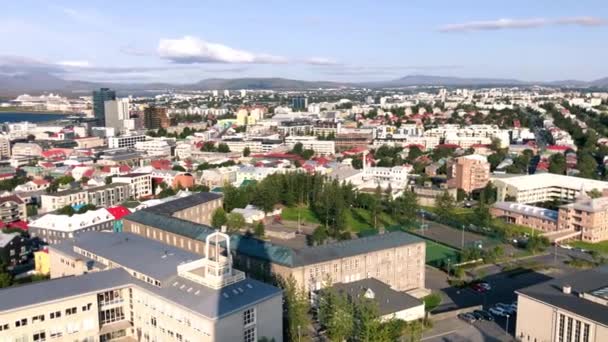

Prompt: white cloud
xmin=58 ymin=60 xmax=91 ymax=67
xmin=439 ymin=16 xmax=607 ymax=32
xmin=158 ymin=36 xmax=287 ymax=64
xmin=305 ymin=57 xmax=340 ymax=66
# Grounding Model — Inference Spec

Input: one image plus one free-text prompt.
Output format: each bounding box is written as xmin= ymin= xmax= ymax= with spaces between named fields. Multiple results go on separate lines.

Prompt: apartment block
xmin=0 ymin=195 xmax=27 ymax=224
xmin=559 ymin=196 xmax=608 ymax=243
xmin=112 ymin=173 xmax=153 ymax=199
xmin=29 ymin=208 xmax=116 ymax=244
xmin=491 ymin=202 xmax=559 ymax=233
xmin=0 ymin=231 xmax=282 ymax=342
xmin=285 ymin=136 xmax=335 ymax=155
xmin=516 ymin=265 xmax=608 ymax=342
xmin=449 ymin=154 xmax=490 ymax=193
xmin=108 ymin=135 xmax=147 ymax=149
xmin=40 ymin=183 xmax=131 ymax=213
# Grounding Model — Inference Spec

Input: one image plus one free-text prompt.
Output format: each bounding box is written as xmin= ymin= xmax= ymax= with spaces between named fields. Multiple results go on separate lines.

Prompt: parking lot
xmin=422 ymin=315 xmax=515 ymax=342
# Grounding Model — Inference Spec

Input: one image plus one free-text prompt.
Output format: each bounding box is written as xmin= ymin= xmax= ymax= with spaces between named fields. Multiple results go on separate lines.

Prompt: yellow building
xmin=34 ymin=250 xmax=50 ymax=275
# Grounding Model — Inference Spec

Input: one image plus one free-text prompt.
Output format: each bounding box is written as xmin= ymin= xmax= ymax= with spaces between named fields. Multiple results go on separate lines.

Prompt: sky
xmin=1 ymin=0 xmax=608 ymax=83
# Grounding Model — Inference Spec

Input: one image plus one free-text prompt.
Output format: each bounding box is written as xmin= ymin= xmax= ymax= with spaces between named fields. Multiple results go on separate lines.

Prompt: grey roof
xmin=0 ymin=266 xmax=281 ymax=320
xmin=42 ymin=187 xmax=86 ymax=197
xmin=0 ymin=268 xmax=132 ymax=312
xmin=144 ymin=192 xmax=223 ymax=216
xmin=0 ymin=232 xmax=19 ymax=248
xmin=55 ymin=231 xmax=200 ymax=282
xmin=127 ymin=211 xmax=216 ymax=240
xmin=331 ymin=278 xmax=423 ymax=316
xmin=517 ymin=265 xmax=608 ymax=326
xmin=493 ymin=201 xmax=558 ymax=222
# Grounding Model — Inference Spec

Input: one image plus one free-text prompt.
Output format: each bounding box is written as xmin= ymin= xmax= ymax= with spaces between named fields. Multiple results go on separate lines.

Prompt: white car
xmin=560 ymin=244 xmax=573 ymax=250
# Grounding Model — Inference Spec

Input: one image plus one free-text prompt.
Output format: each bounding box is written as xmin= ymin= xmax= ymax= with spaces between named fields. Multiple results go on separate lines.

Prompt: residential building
xmin=0 ymin=136 xmax=10 ymax=159
xmin=516 ymin=265 xmax=608 ymax=342
xmin=285 ymin=136 xmax=335 ymax=155
xmin=491 ymin=202 xmax=559 ymax=233
xmin=291 ymin=96 xmax=308 ymax=111
xmin=112 ymin=173 xmax=153 ymax=199
xmin=493 ymin=174 xmax=608 ymax=204
xmin=335 ymin=132 xmax=373 ymax=151
xmin=29 ymin=208 xmax=116 ymax=244
xmin=449 ymin=154 xmax=490 ymax=193
xmin=0 ymin=231 xmax=283 ymax=342
xmin=40 ymin=183 xmax=131 ymax=213
xmin=412 ymin=183 xmax=457 ymax=207
xmin=134 ymin=139 xmax=173 ymax=157
xmin=0 ymin=195 xmax=27 ymax=225
xmin=559 ymin=195 xmax=608 ymax=243
xmin=74 ymin=136 xmax=105 ymax=149
xmin=108 ymin=134 xmax=147 ymax=149
xmin=11 ymin=143 xmax=43 ymax=157
xmin=34 ymin=249 xmax=50 ymax=275
xmin=0 ymin=232 xmax=29 ymax=267
xmin=144 ymin=106 xmax=170 ymax=129
xmin=92 ymin=88 xmax=116 ymax=125
xmin=104 ymin=98 xmax=130 ymax=133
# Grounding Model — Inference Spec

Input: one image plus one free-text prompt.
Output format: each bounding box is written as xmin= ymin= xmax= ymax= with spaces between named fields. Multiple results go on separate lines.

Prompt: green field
xmin=425 ymin=240 xmax=460 ymax=264
xmin=571 ymin=240 xmax=608 ymax=254
xmin=281 ymin=206 xmax=320 ymax=224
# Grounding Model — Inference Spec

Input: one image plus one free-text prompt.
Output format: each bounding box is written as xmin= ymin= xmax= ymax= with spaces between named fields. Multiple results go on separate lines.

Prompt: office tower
xmin=291 ymin=96 xmax=308 ymax=111
xmin=143 ymin=106 xmax=170 ymax=129
xmin=92 ymin=88 xmax=116 ymax=125
xmin=104 ymin=98 xmax=130 ymax=133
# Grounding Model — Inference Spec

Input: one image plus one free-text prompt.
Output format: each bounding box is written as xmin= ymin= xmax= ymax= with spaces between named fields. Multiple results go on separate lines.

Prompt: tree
xmin=105 ymin=176 xmax=114 ymax=185
xmin=243 ymin=147 xmax=251 ymax=157
xmin=279 ymin=276 xmax=311 ymax=342
xmin=254 ymin=221 xmax=265 ymax=238
xmin=291 ymin=142 xmax=304 ymax=156
xmin=301 ymin=149 xmax=315 ymax=160
xmin=473 ymin=203 xmax=492 ymax=227
xmin=588 ymin=188 xmax=603 ymax=199
xmin=394 ymin=190 xmax=418 ymax=225
xmin=354 ymin=299 xmax=386 ymax=342
xmin=435 ymin=191 xmax=455 ymax=221
xmin=217 ymin=143 xmax=231 ymax=153
xmin=326 ymin=292 xmax=355 ymax=341
xmin=211 ymin=208 xmax=227 ymax=229
xmin=0 ymin=272 xmax=11 ymax=288
xmin=407 ymin=146 xmax=423 ymax=162
xmin=56 ymin=205 xmax=75 ymax=216
xmin=549 ymin=153 xmax=567 ymax=175
xmin=172 ymin=165 xmax=186 ymax=172
xmin=577 ymin=153 xmax=598 ymax=179
xmin=310 ymin=226 xmax=329 ymax=246
xmin=226 ymin=213 xmax=246 ymax=233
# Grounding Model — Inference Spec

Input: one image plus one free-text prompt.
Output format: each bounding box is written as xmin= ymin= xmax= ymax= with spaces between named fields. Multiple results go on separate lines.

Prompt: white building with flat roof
xmin=493 ymin=174 xmax=608 ymax=204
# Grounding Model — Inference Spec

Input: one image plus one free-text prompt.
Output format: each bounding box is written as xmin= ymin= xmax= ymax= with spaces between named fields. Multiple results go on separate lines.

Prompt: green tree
xmin=577 ymin=153 xmax=598 ymax=179
xmin=172 ymin=165 xmax=186 ymax=172
xmin=324 ymin=292 xmax=354 ymax=342
xmin=435 ymin=191 xmax=455 ymax=221
xmin=279 ymin=276 xmax=311 ymax=342
xmin=217 ymin=143 xmax=231 ymax=153
xmin=226 ymin=213 xmax=245 ymax=233
xmin=253 ymin=221 xmax=265 ymax=238
xmin=310 ymin=226 xmax=329 ymax=246
xmin=0 ymin=272 xmax=11 ymax=288
xmin=549 ymin=153 xmax=567 ymax=175
xmin=354 ymin=299 xmax=385 ymax=342
xmin=56 ymin=205 xmax=75 ymax=216
xmin=211 ymin=208 xmax=227 ymax=229
xmin=407 ymin=146 xmax=423 ymax=162
xmin=243 ymin=147 xmax=251 ymax=157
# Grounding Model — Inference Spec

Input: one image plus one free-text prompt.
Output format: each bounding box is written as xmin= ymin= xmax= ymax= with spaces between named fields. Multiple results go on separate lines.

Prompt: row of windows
xmin=4 ymin=304 xmax=91 ymax=331
xmin=557 ymin=313 xmax=590 ymax=342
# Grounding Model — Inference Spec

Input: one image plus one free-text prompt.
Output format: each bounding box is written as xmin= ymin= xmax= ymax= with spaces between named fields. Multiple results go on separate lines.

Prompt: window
xmin=583 ymin=323 xmax=590 ymax=342
xmin=66 ymin=307 xmax=77 ymax=315
xmin=82 ymin=303 xmax=92 ymax=311
xmin=243 ymin=308 xmax=255 ymax=326
xmin=567 ymin=317 xmax=573 ymax=342
xmin=49 ymin=311 xmax=61 ymax=319
xmin=49 ymin=329 xmax=62 ymax=338
xmin=33 ymin=331 xmax=46 ymax=341
xmin=558 ymin=314 xmax=565 ymax=342
xmin=32 ymin=315 xmax=45 ymax=323
xmin=0 ymin=323 xmax=9 ymax=331
xmin=244 ymin=326 xmax=256 ymax=342
xmin=15 ymin=318 xmax=27 ymax=327
xmin=100 ymin=307 xmax=125 ymax=325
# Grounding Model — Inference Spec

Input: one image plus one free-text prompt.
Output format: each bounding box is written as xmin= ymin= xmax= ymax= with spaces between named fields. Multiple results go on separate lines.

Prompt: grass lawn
xmin=423 ymin=293 xmax=442 ymax=312
xmin=571 ymin=240 xmax=608 ymax=254
xmin=281 ymin=206 xmax=320 ymax=224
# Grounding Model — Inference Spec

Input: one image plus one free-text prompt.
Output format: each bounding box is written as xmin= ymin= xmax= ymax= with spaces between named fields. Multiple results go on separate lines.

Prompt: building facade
xmin=93 ymin=88 xmax=116 ymax=126
xmin=0 ymin=195 xmax=27 ymax=225
xmin=450 ymin=154 xmax=490 ymax=193
xmin=144 ymin=106 xmax=170 ymax=130
xmin=112 ymin=173 xmax=153 ymax=199
xmin=108 ymin=135 xmax=147 ymax=149
xmin=0 ymin=231 xmax=283 ymax=342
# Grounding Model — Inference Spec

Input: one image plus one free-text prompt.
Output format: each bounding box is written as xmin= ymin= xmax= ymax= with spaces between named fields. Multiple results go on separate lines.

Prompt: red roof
xmin=342 ymin=146 xmax=368 ymax=156
xmin=547 ymin=145 xmax=570 ymax=151
xmin=472 ymin=144 xmax=490 ymax=148
xmin=31 ymin=179 xmax=49 ymax=186
xmin=151 ymin=159 xmax=172 ymax=170
xmin=82 ymin=169 xmax=95 ymax=178
xmin=514 ymin=120 xmax=521 ymax=128
xmin=7 ymin=220 xmax=28 ymax=231
xmin=436 ymin=144 xmax=459 ymax=149
xmin=106 ymin=206 xmax=131 ymax=220
xmin=40 ymin=162 xmax=55 ymax=169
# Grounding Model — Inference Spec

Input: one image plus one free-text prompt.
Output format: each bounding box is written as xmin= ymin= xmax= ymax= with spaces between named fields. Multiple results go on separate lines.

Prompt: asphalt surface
xmin=422 ymin=316 xmax=515 ymax=342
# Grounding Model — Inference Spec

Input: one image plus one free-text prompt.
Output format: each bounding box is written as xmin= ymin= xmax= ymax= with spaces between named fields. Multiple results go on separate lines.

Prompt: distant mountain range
xmin=1 ymin=72 xmax=608 ymax=96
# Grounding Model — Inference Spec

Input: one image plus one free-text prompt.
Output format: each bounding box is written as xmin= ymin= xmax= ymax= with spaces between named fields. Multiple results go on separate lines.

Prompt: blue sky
xmin=2 ymin=0 xmax=608 ymax=83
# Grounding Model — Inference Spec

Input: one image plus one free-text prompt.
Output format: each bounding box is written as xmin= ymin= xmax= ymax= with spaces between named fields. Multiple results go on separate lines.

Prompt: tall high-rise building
xmin=104 ymin=98 xmax=130 ymax=133
xmin=449 ymin=154 xmax=490 ymax=193
xmin=143 ymin=106 xmax=170 ymax=129
xmin=92 ymin=88 xmax=116 ymax=125
xmin=291 ymin=96 xmax=308 ymax=111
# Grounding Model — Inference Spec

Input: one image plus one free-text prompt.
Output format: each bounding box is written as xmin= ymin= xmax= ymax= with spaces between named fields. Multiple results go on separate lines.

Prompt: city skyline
xmin=1 ymin=0 xmax=608 ymax=83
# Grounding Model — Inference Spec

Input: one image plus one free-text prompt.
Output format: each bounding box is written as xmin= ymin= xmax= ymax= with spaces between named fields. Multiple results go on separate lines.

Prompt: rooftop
xmin=29 ymin=208 xmax=115 ymax=232
xmin=492 ymin=173 xmax=608 ymax=192
xmin=330 ymin=278 xmax=423 ymax=316
xmin=493 ymin=201 xmax=559 ymax=221
xmin=144 ymin=192 xmax=222 ymax=216
xmin=0 ymin=232 xmax=19 ymax=248
xmin=517 ymin=265 xmax=608 ymax=326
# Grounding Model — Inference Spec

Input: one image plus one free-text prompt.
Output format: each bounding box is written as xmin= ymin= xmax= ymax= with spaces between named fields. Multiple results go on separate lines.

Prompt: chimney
xmin=220 ymin=225 xmax=227 ymax=233
xmin=562 ymin=285 xmax=572 ymax=294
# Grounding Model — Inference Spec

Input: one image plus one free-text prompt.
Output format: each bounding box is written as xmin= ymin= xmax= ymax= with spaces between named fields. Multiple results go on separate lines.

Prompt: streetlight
xmin=505 ymin=314 xmax=510 ymax=336
xmin=461 ymin=224 xmax=465 ymax=249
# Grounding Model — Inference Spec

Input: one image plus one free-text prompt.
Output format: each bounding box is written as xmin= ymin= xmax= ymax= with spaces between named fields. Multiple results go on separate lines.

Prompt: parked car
xmin=560 ymin=244 xmax=573 ymax=250
xmin=458 ymin=313 xmax=477 ymax=323
xmin=473 ymin=310 xmax=494 ymax=321
xmin=489 ymin=307 xmax=507 ymax=317
xmin=496 ymin=303 xmax=515 ymax=315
